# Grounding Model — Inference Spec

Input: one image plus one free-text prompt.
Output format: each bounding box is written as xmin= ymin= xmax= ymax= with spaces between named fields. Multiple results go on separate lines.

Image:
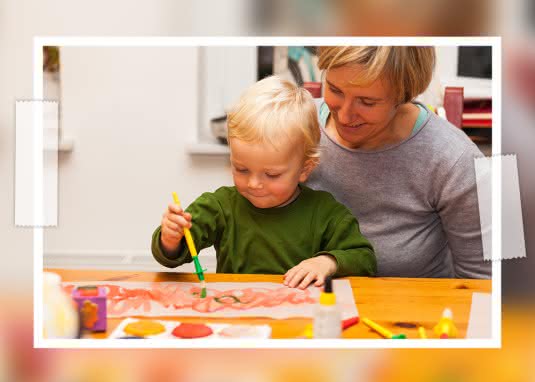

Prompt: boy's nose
xmin=247 ymin=175 xmax=263 ymax=189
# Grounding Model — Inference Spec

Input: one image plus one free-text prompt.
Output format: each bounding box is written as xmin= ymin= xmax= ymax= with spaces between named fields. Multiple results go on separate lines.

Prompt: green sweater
xmin=151 ymin=185 xmax=376 ymax=277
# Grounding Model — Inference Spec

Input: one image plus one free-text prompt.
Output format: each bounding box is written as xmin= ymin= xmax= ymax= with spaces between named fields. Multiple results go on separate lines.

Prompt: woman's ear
xmin=299 ymin=159 xmax=319 ymax=183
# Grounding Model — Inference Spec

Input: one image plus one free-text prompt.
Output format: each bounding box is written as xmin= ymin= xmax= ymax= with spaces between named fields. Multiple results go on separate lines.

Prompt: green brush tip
xmin=199 ymin=280 xmax=207 ymax=298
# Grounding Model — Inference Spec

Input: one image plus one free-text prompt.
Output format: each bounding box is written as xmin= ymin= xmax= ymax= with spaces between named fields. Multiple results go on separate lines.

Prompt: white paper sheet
xmin=15 ymin=101 xmax=58 ymax=226
xmin=474 ymin=155 xmax=526 ymax=261
xmin=466 ymin=292 xmax=492 ymax=339
xmin=63 ymin=280 xmax=358 ymax=320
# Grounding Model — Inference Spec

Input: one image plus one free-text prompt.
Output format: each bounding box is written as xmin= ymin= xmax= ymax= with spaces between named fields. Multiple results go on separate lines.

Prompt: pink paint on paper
xmin=62 ymin=281 xmax=321 ymax=318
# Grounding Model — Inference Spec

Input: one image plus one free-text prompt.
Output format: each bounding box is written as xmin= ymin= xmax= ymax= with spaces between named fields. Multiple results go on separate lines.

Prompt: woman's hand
xmin=283 ymin=255 xmax=338 ymax=289
xmin=160 ymin=203 xmax=192 ymax=253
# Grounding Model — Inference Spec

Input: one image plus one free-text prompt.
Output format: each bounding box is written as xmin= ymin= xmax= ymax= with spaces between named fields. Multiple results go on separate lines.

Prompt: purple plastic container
xmin=72 ymin=286 xmax=107 ymax=332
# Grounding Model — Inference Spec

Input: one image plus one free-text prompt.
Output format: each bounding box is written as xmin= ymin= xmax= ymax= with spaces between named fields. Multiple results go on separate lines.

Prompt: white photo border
xmin=33 ymin=36 xmax=502 ymax=349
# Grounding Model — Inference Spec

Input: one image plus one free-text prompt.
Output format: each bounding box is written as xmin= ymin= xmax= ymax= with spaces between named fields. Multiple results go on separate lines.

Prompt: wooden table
xmin=49 ymin=269 xmax=491 ymax=339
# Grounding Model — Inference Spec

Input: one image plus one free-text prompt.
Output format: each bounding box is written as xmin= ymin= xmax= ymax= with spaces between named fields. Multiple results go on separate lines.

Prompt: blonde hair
xmin=227 ymin=76 xmax=320 ymax=164
xmin=318 ymin=46 xmax=435 ymax=104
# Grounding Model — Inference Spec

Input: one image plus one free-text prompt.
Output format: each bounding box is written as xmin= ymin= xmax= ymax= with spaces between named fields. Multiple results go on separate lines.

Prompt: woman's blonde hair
xmin=318 ymin=46 xmax=436 ymax=104
xmin=227 ymin=76 xmax=321 ymax=164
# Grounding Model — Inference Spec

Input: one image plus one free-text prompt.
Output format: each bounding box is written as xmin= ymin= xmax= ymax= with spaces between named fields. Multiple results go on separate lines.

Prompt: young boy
xmin=151 ymin=76 xmax=376 ymax=289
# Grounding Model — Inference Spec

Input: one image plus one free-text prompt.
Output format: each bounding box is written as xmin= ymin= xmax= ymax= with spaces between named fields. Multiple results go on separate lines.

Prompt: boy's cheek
xmin=232 ymin=176 xmax=246 ymax=189
xmin=269 ymin=181 xmax=293 ymax=196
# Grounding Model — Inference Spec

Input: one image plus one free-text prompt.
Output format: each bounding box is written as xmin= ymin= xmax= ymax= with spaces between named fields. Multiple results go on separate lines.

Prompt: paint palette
xmin=108 ymin=318 xmax=272 ymax=340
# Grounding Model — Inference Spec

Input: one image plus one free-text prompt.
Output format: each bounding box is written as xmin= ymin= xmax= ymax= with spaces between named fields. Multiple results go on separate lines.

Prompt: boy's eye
xmin=266 ymin=173 xmax=281 ymax=178
xmin=235 ymin=168 xmax=248 ymax=173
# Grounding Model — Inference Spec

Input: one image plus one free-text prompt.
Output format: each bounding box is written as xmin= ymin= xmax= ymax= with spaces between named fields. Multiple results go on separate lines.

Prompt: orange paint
xmin=64 ymin=283 xmax=316 ymax=315
xmin=80 ymin=300 xmax=99 ymax=328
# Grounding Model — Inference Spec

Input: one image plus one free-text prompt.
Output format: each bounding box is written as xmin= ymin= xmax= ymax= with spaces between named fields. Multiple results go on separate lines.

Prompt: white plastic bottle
xmin=43 ymin=272 xmax=80 ymax=339
xmin=313 ymin=276 xmax=341 ymax=338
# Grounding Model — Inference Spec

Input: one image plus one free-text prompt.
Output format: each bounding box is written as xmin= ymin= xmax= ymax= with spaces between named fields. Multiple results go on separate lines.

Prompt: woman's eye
xmin=266 ymin=173 xmax=281 ymax=178
xmin=360 ymin=99 xmax=377 ymax=107
xmin=329 ymin=86 xmax=342 ymax=95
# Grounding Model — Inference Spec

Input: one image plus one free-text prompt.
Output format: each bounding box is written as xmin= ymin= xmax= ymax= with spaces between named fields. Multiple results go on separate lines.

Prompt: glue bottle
xmin=313 ymin=276 xmax=341 ymax=338
xmin=43 ymin=272 xmax=79 ymax=339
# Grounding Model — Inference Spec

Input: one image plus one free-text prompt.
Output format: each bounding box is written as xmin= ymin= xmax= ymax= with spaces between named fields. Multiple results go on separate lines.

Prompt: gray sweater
xmin=307 ymin=101 xmax=491 ymax=279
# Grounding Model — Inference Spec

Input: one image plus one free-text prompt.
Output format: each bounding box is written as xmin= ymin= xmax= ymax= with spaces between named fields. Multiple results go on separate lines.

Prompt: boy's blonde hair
xmin=318 ymin=46 xmax=435 ymax=104
xmin=227 ymin=76 xmax=320 ymax=165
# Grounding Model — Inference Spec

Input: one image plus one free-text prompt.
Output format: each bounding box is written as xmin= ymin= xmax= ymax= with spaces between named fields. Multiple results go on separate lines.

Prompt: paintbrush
xmin=172 ymin=192 xmax=207 ymax=298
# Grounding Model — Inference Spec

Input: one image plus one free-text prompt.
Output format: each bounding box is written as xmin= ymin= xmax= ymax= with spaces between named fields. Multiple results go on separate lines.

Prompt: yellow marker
xmin=172 ymin=192 xmax=206 ymax=297
xmin=433 ymin=308 xmax=458 ymax=339
xmin=362 ymin=317 xmax=406 ymax=339
xmin=418 ymin=326 xmax=427 ymax=339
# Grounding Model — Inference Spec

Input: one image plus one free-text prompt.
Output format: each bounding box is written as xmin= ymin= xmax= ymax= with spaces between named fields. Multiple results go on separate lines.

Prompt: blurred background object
xmin=42 ymin=272 xmax=80 ymax=339
xmin=1 ymin=0 xmax=535 ymax=381
xmin=251 ymin=0 xmax=496 ymax=36
xmin=43 ymin=46 xmax=60 ymax=73
xmin=501 ymin=41 xmax=535 ymax=302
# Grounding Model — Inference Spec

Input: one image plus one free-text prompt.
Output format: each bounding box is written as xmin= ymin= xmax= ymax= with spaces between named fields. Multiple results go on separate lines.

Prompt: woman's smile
xmin=340 ymin=121 xmax=367 ymax=130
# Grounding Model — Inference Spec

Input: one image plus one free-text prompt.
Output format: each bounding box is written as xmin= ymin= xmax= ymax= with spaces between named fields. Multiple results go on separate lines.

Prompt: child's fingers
xmin=168 ymin=203 xmax=183 ymax=214
xmin=176 ymin=215 xmax=192 ymax=229
xmin=164 ymin=219 xmax=180 ymax=232
xmin=162 ymin=226 xmax=181 ymax=239
xmin=287 ymin=268 xmax=308 ymax=288
xmin=283 ymin=267 xmax=296 ymax=284
xmin=314 ymin=275 xmax=326 ymax=287
xmin=167 ymin=214 xmax=192 ymax=229
xmin=283 ymin=266 xmax=300 ymax=285
xmin=298 ymin=273 xmax=317 ymax=289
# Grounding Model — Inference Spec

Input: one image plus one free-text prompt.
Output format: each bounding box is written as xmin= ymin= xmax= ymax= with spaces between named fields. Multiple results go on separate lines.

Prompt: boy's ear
xmin=299 ymin=158 xmax=318 ymax=183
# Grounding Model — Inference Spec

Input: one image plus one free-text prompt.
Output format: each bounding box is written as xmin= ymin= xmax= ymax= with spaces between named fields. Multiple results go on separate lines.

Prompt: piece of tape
xmin=474 ymin=155 xmax=526 ymax=261
xmin=15 ymin=100 xmax=58 ymax=227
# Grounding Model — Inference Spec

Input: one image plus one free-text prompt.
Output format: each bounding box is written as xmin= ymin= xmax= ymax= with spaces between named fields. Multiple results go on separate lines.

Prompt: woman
xmin=307 ymin=46 xmax=491 ymax=279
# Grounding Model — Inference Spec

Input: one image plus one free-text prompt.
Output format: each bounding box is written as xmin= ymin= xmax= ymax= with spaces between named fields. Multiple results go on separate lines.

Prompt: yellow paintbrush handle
xmin=183 ymin=230 xmax=198 ymax=258
xmin=172 ymin=192 xmax=198 ymax=258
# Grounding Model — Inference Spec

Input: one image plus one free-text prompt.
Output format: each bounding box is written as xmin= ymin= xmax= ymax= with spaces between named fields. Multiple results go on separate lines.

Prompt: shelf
xmin=463 ymin=125 xmax=492 ymax=130
xmin=44 ymin=137 xmax=75 ymax=152
xmin=187 ymin=142 xmax=230 ymax=155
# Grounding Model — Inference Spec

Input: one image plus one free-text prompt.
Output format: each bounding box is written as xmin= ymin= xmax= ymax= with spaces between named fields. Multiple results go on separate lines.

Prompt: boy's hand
xmin=160 ymin=203 xmax=192 ymax=253
xmin=283 ymin=255 xmax=338 ymax=289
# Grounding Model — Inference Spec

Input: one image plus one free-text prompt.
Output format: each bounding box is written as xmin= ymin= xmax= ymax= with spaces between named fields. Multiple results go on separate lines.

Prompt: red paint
xmin=172 ymin=323 xmax=213 ymax=338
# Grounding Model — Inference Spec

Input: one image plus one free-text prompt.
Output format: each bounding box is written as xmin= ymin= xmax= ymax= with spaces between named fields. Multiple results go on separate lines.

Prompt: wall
xmin=435 ymin=46 xmax=492 ymax=99
xmin=0 ymin=0 xmax=204 ymax=291
xmin=0 ymin=0 xmax=32 ymax=290
xmin=43 ymin=46 xmax=234 ymax=271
